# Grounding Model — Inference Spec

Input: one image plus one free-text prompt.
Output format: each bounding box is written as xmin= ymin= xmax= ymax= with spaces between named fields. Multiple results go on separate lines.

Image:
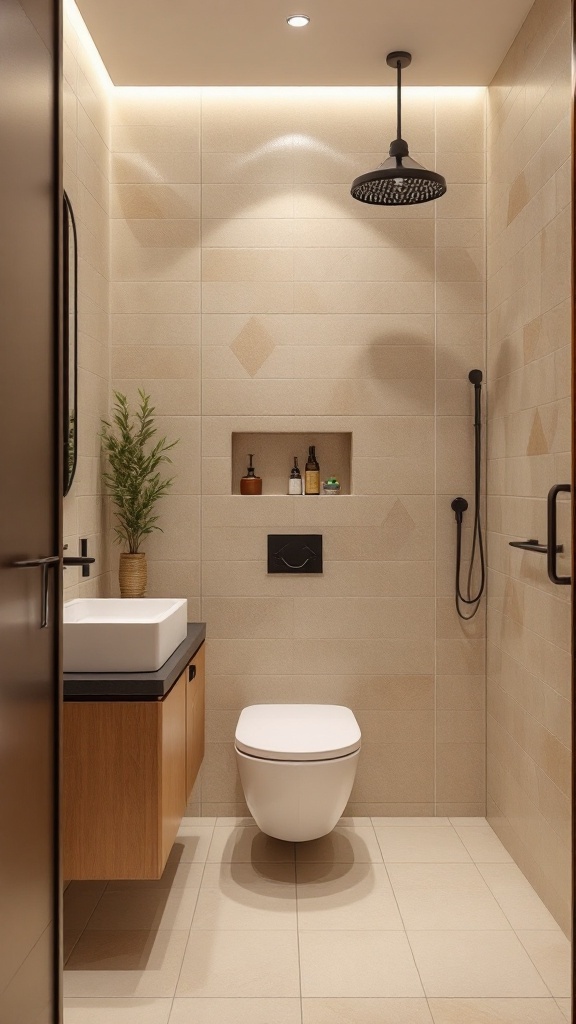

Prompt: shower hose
xmin=452 ymin=370 xmax=485 ymax=620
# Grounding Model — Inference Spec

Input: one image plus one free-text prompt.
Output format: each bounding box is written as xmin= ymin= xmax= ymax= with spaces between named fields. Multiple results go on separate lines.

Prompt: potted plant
xmin=101 ymin=389 xmax=178 ymax=598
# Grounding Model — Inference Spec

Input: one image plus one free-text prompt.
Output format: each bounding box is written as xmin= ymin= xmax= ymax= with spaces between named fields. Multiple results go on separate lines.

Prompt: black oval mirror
xmin=63 ymin=191 xmax=78 ymax=497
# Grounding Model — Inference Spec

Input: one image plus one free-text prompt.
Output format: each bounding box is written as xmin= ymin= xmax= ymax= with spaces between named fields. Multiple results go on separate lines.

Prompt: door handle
xmin=12 ymin=555 xmax=60 ymax=628
xmin=547 ymin=484 xmax=571 ymax=585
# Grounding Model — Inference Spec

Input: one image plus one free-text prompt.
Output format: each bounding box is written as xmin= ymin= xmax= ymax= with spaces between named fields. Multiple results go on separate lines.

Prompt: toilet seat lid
xmin=235 ymin=704 xmax=361 ymax=761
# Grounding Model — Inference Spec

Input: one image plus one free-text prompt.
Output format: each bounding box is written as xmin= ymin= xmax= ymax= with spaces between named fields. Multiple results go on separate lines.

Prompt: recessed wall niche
xmin=231 ymin=433 xmax=352 ymax=495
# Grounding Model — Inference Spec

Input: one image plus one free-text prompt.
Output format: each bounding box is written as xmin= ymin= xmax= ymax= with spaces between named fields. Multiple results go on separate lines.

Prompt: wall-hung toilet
xmin=235 ymin=704 xmax=361 ymax=842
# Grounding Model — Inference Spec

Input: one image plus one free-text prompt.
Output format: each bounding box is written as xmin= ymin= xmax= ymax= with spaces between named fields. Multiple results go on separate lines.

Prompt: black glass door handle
xmin=12 ymin=555 xmax=60 ymax=628
xmin=547 ymin=484 xmax=571 ymax=585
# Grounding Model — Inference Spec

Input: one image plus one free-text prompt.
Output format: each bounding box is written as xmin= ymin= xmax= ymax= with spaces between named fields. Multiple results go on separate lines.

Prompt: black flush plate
xmin=267 ymin=534 xmax=323 ymax=574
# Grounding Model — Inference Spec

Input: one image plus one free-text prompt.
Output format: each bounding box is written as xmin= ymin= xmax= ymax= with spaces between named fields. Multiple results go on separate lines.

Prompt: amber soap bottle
xmin=305 ymin=445 xmax=320 ymax=495
xmin=240 ymin=453 xmax=262 ymax=495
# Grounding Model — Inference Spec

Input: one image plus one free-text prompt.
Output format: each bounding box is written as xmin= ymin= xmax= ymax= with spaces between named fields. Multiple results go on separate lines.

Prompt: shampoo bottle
xmin=288 ymin=456 xmax=302 ymax=495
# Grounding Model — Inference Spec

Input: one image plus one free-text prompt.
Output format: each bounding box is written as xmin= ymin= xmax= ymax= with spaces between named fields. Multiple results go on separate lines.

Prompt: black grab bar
xmin=547 ymin=484 xmax=571 ymax=585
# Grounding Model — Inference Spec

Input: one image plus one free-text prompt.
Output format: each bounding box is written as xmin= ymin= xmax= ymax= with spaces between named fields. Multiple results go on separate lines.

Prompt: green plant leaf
xmin=100 ymin=390 xmax=179 ymax=554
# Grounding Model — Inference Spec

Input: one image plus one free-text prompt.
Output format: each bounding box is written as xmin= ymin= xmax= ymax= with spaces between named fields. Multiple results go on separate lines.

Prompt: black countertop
xmin=63 ymin=623 xmax=206 ymax=700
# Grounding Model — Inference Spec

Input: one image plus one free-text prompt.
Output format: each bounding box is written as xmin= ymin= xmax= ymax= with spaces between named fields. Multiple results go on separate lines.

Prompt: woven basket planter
xmin=119 ymin=552 xmax=147 ymax=598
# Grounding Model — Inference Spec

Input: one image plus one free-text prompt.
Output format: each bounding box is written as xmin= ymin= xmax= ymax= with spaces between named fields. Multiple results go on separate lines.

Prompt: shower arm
xmin=396 ymin=61 xmax=402 ymax=143
xmin=389 ymin=58 xmax=409 ymax=162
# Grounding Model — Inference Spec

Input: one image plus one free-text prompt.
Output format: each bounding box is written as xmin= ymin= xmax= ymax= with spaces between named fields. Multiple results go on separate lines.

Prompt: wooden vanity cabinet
xmin=63 ymin=641 xmax=205 ymax=880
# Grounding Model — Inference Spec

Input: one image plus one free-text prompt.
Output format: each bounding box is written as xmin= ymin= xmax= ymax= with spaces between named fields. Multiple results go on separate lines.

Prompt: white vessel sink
xmin=63 ymin=598 xmax=188 ymax=673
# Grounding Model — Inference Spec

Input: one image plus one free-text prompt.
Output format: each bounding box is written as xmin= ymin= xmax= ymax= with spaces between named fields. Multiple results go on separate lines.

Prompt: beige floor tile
xmin=64 ymin=882 xmax=107 ymax=932
xmin=516 ymin=930 xmax=571 ymax=997
xmin=106 ymin=862 xmax=205 ymax=891
xmin=64 ymin=930 xmax=83 ymax=965
xmin=172 ymin=828 xmax=214 ymax=862
xmin=555 ymin=997 xmax=572 ymax=1020
xmin=295 ymin=826 xmax=383 ymax=864
xmin=180 ymin=817 xmax=217 ymax=827
xmin=302 ymin=997 xmax=433 ymax=1023
xmin=299 ymin=931 xmax=424 ymax=997
xmin=428 ymin=998 xmax=566 ymax=1023
xmin=387 ymin=863 xmax=510 ymax=930
xmin=86 ymin=888 xmax=200 ymax=932
xmin=192 ymin=862 xmax=297 ymax=930
xmin=451 ymin=826 xmax=513 ymax=863
xmin=207 ymin=825 xmax=295 ymax=863
xmin=338 ymin=816 xmax=373 ymax=826
xmin=169 ymin=998 xmax=302 ymax=1023
xmin=477 ymin=864 xmax=560 ymax=929
xmin=372 ymin=817 xmax=450 ymax=826
xmin=408 ymin=931 xmax=550 ymax=997
xmin=63 ymin=997 xmax=172 ymax=1023
xmin=215 ymin=816 xmax=255 ymax=826
xmin=296 ymin=862 xmax=403 ymax=930
xmin=375 ymin=826 xmax=471 ymax=863
xmin=64 ymin=930 xmax=189 ymax=998
xmin=449 ymin=817 xmax=488 ymax=826
xmin=176 ymin=930 xmax=300 ymax=997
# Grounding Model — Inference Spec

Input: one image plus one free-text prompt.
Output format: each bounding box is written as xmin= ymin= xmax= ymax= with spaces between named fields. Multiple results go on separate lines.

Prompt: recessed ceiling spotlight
xmin=287 ymin=15 xmax=310 ymax=27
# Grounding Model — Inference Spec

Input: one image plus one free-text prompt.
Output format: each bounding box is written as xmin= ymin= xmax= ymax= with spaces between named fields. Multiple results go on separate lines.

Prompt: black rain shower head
xmin=351 ymin=52 xmax=447 ymax=207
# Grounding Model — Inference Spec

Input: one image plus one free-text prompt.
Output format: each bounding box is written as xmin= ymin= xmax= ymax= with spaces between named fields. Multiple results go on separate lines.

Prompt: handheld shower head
xmin=469 ymin=369 xmax=483 ymax=427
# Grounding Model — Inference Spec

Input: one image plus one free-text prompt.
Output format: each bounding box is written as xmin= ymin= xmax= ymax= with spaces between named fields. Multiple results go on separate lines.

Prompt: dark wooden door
xmin=0 ymin=0 xmax=61 ymax=1021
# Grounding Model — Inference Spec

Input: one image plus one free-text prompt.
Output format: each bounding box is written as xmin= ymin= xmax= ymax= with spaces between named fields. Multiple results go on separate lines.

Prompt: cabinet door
xmin=186 ymin=643 xmax=206 ymax=799
xmin=64 ymin=699 xmax=160 ymax=879
xmin=160 ymin=672 xmax=187 ymax=868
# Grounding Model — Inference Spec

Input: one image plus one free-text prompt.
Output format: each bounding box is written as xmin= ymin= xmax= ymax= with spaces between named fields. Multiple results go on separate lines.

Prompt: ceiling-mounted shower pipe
xmin=350 ymin=51 xmax=447 ymax=206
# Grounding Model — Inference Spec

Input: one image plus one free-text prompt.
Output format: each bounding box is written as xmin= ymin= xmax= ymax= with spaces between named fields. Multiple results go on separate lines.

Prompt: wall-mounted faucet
xmin=63 ymin=538 xmax=95 ymax=578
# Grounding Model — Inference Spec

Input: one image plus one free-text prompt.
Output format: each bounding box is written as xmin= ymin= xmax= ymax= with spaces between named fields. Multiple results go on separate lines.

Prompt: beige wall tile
xmin=202 ymin=184 xmax=293 ymax=220
xmin=486 ymin=0 xmax=572 ymax=930
xmin=292 ymin=218 xmax=434 ymax=249
xmin=293 ymin=247 xmax=435 ymax=283
xmin=111 ymin=184 xmax=200 ymax=219
xmin=111 ymin=281 xmax=200 ymax=313
xmin=112 ymin=345 xmax=199 ymax=381
xmin=203 ymin=598 xmax=294 ymax=639
xmin=202 ymin=248 xmax=293 ymax=282
xmin=111 ymin=313 xmax=200 ymax=347
xmin=112 ymin=88 xmax=200 ymax=127
xmin=112 ymin=150 xmax=200 ymax=184
xmin=293 ymin=598 xmax=434 ymax=640
xmin=203 ymin=218 xmax=295 ymax=248
xmin=294 ymin=282 xmax=434 ymax=315
xmin=436 ymin=743 xmax=486 ymax=804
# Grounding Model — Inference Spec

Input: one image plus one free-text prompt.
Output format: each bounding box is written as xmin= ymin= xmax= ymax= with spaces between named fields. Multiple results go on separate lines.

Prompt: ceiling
xmin=76 ymin=0 xmax=535 ymax=87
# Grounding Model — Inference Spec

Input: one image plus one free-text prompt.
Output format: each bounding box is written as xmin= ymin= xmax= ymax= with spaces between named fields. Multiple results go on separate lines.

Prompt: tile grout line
xmin=373 ymin=820 xmax=430 ymax=1002
xmin=293 ymin=844 xmax=304 ymax=1024
xmin=62 ymin=881 xmax=109 ymax=969
xmin=169 ymin=817 xmax=216 ymax=1015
